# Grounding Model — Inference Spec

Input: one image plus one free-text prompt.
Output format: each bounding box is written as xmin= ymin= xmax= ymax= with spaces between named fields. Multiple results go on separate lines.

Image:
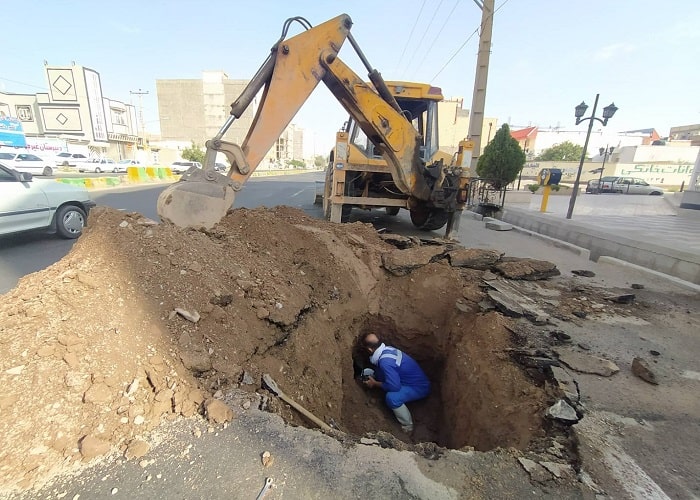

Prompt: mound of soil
xmin=0 ymin=206 xmax=560 ymax=493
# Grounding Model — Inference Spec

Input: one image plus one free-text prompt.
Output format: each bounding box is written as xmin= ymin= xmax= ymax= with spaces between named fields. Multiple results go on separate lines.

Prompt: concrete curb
xmin=499 ymin=207 xmax=700 ymax=284
xmin=597 ymin=256 xmax=700 ymax=293
xmin=509 ymin=226 xmax=591 ymax=259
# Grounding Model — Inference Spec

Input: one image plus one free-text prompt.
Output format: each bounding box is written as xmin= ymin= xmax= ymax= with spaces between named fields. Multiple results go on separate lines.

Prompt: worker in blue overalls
xmin=361 ymin=333 xmax=431 ymax=433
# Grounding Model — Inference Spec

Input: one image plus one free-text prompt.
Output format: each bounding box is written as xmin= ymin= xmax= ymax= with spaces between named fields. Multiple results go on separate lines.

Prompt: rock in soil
xmin=631 ymin=357 xmax=659 ymax=385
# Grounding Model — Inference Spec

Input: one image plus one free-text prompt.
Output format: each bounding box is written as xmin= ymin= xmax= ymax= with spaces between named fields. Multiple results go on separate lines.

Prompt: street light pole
xmin=596 ymin=145 xmax=614 ymax=194
xmin=566 ymin=94 xmax=618 ymax=219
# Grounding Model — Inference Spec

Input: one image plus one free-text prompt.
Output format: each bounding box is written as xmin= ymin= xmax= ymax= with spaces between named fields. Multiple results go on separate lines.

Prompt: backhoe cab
xmin=157 ymin=14 xmax=471 ymax=235
xmin=325 ymin=82 xmax=467 ymax=231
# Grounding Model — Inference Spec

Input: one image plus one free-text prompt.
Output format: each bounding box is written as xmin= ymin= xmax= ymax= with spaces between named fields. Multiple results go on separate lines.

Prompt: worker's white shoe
xmin=393 ymin=404 xmax=414 ymax=434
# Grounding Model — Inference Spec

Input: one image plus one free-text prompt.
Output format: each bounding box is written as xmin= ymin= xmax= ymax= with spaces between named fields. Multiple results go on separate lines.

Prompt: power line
xmin=430 ymin=0 xmax=512 ymax=81
xmin=415 ymin=0 xmax=461 ymax=73
xmin=394 ymin=0 xmax=428 ymax=75
xmin=0 ymin=77 xmax=48 ymax=92
xmin=402 ymin=0 xmax=445 ymax=78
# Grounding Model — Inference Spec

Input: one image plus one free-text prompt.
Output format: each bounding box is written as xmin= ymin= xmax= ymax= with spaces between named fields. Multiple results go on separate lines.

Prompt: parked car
xmin=54 ymin=152 xmax=90 ymax=167
xmin=0 ymin=151 xmax=55 ymax=176
xmin=611 ymin=177 xmax=664 ymax=195
xmin=585 ymin=176 xmax=620 ymax=193
xmin=115 ymin=159 xmax=141 ymax=172
xmin=170 ymin=161 xmax=202 ymax=174
xmin=0 ymin=162 xmax=95 ymax=239
xmin=214 ymin=162 xmax=228 ymax=173
xmin=78 ymin=158 xmax=118 ymax=173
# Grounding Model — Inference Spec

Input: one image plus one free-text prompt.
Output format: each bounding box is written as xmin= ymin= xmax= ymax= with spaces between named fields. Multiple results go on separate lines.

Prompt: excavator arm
xmin=157 ymin=14 xmax=434 ymax=228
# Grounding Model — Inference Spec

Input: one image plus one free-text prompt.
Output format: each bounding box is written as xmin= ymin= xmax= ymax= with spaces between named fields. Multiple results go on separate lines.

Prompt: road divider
xmin=55 ymin=167 xmax=322 ymax=190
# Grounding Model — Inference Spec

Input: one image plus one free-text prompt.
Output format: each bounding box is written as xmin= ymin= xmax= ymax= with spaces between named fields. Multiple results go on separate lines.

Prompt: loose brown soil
xmin=0 ymin=206 xmax=567 ymax=494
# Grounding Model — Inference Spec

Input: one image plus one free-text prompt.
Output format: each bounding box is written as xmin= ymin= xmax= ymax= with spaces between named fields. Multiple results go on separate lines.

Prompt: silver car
xmin=612 ymin=177 xmax=664 ymax=195
xmin=0 ymin=162 xmax=95 ymax=238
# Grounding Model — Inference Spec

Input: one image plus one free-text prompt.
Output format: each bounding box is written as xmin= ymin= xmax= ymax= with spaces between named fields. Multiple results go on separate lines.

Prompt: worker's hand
xmin=363 ymin=376 xmax=377 ymax=388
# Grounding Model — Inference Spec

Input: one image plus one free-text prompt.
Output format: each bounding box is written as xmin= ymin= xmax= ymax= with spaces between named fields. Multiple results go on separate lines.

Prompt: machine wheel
xmin=385 ymin=206 xmax=400 ymax=216
xmin=42 ymin=166 xmax=53 ymax=176
xmin=55 ymin=204 xmax=87 ymax=239
xmin=410 ymin=207 xmax=449 ymax=231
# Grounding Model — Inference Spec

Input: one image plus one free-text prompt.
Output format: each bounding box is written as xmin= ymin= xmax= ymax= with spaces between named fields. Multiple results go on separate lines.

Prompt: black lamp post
xmin=566 ymin=94 xmax=618 ymax=219
xmin=595 ymin=145 xmax=615 ymax=193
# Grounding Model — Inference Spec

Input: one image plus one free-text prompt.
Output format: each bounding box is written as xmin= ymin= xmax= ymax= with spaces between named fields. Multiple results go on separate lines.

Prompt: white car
xmin=611 ymin=177 xmax=664 ymax=195
xmin=0 ymin=162 xmax=95 ymax=239
xmin=78 ymin=158 xmax=118 ymax=173
xmin=170 ymin=161 xmax=202 ymax=174
xmin=55 ymin=152 xmax=90 ymax=167
xmin=0 ymin=152 xmax=55 ymax=176
xmin=115 ymin=159 xmax=141 ymax=172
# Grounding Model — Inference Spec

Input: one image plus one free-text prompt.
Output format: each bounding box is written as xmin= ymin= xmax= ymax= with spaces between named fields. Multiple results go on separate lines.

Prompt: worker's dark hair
xmin=362 ymin=333 xmax=382 ymax=349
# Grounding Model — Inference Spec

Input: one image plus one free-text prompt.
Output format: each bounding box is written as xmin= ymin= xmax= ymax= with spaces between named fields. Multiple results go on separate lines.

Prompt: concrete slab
xmin=485 ymin=219 xmax=513 ymax=231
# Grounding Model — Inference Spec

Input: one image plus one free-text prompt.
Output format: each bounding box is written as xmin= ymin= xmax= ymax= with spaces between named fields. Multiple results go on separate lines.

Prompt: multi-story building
xmin=156 ymin=71 xmax=304 ymax=167
xmin=437 ymin=97 xmax=498 ymax=155
xmin=0 ymin=63 xmax=143 ymax=160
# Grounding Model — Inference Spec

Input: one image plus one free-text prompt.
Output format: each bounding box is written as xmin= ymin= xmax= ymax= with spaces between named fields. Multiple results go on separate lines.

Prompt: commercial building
xmin=0 ymin=63 xmax=145 ymax=161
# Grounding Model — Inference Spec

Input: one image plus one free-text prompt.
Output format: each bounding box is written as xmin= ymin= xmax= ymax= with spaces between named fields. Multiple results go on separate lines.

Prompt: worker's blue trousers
xmin=385 ymin=384 xmax=430 ymax=409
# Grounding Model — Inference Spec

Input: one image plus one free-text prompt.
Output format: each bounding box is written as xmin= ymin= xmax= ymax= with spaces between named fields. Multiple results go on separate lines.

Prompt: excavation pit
xmin=0 ymin=206 xmax=569 ymax=491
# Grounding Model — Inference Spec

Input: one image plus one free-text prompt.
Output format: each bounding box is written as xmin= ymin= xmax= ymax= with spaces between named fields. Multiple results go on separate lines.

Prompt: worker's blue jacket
xmin=370 ymin=343 xmax=430 ymax=394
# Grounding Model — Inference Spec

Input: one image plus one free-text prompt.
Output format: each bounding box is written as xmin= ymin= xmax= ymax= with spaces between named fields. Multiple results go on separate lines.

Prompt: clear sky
xmin=2 ymin=0 xmax=699 ymax=157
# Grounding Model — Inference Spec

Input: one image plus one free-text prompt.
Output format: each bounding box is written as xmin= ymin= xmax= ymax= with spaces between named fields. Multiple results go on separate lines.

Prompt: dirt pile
xmin=0 ymin=206 xmax=571 ymax=493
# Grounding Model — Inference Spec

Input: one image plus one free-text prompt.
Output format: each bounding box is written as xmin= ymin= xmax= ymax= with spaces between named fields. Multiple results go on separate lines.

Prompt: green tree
xmin=314 ymin=155 xmax=326 ymax=167
xmin=536 ymin=141 xmax=584 ymax=161
xmin=287 ymin=159 xmax=306 ymax=169
xmin=181 ymin=142 xmax=206 ymax=164
xmin=476 ymin=124 xmax=526 ymax=189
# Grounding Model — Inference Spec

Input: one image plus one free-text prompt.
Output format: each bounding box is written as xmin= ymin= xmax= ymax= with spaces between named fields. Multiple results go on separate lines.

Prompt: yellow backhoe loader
xmin=157 ymin=14 xmax=473 ymax=235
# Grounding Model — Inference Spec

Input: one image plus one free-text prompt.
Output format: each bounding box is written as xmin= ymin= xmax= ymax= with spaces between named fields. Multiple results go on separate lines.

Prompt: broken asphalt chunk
xmin=604 ymin=293 xmax=635 ymax=304
xmin=556 ymin=350 xmax=620 ymax=377
xmin=571 ymin=270 xmax=596 ymax=277
xmin=631 ymin=357 xmax=658 ymax=385
xmin=546 ymin=399 xmax=580 ymax=424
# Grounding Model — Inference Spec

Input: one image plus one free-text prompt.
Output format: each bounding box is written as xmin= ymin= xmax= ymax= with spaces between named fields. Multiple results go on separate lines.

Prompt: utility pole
xmin=130 ymin=88 xmax=149 ymax=143
xmin=467 ymin=0 xmax=494 ymax=176
xmin=446 ymin=0 xmax=494 ymax=239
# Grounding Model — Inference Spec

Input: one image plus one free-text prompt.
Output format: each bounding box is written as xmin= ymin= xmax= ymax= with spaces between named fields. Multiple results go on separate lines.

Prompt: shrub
xmin=527 ymin=184 xmax=540 ymax=193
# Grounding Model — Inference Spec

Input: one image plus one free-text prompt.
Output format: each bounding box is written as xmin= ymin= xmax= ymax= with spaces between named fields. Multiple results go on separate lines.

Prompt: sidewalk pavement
xmin=495 ymin=191 xmax=700 ymax=285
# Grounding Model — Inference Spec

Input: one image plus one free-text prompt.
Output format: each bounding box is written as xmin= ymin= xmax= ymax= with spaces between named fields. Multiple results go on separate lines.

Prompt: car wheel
xmin=62 ymin=161 xmax=70 ymax=167
xmin=55 ymin=205 xmax=87 ymax=239
xmin=42 ymin=166 xmax=53 ymax=176
xmin=650 ymin=191 xmax=662 ymax=196
xmin=95 ymin=167 xmax=102 ymax=173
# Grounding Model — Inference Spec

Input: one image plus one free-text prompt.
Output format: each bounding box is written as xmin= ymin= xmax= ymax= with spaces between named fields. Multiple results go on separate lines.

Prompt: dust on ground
xmin=1 ymin=205 xmax=691 ymax=497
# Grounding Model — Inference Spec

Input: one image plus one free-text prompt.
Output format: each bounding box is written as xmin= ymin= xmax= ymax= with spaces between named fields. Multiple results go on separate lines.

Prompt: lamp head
xmin=602 ymin=102 xmax=618 ymax=125
xmin=575 ymin=101 xmax=588 ymax=120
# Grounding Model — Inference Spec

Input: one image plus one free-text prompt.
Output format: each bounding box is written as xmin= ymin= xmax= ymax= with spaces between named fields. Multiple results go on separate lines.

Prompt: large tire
xmin=385 ymin=206 xmax=400 ymax=216
xmin=410 ymin=207 xmax=449 ymax=231
xmin=55 ymin=205 xmax=87 ymax=239
xmin=42 ymin=166 xmax=53 ymax=176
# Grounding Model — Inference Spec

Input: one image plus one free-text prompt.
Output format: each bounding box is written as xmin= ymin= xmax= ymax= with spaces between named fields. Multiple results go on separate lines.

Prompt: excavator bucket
xmin=157 ymin=168 xmax=236 ymax=229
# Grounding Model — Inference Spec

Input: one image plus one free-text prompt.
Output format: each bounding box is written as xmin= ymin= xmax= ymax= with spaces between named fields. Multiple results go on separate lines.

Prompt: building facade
xmin=0 ymin=64 xmax=143 ymax=161
xmin=156 ymin=71 xmax=304 ymax=167
xmin=437 ymin=97 xmax=498 ymax=155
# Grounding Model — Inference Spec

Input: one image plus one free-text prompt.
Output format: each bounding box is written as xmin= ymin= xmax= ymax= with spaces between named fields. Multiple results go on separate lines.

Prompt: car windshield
xmin=57 ymin=153 xmax=71 ymax=157
xmin=117 ymin=160 xmax=132 ymax=164
xmin=0 ymin=153 xmax=16 ymax=160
